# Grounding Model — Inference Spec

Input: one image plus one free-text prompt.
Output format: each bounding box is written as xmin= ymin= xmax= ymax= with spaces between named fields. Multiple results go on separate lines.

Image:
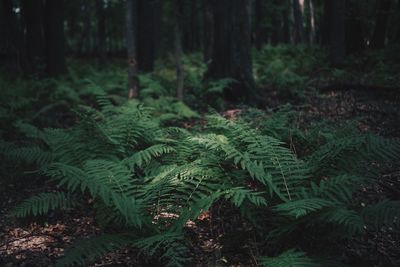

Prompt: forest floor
xmin=1 ymin=86 xmax=400 ymax=266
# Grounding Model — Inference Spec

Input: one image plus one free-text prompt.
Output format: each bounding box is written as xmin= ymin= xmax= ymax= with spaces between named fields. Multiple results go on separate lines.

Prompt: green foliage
xmin=134 ymin=232 xmax=189 ymax=267
xmin=56 ymin=233 xmax=133 ymax=267
xmin=5 ymin=97 xmax=400 ymax=266
xmin=259 ymin=249 xmax=320 ymax=267
xmin=12 ymin=192 xmax=78 ymax=217
xmin=254 ymin=45 xmax=327 ymax=95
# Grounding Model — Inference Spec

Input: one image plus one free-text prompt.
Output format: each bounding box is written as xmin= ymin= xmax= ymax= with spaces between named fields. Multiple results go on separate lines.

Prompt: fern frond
xmin=362 ymin=200 xmax=400 ymax=228
xmin=134 ymin=232 xmax=190 ymax=267
xmin=258 ymin=249 xmax=320 ymax=267
xmin=8 ymin=146 xmax=52 ymax=166
xmin=12 ymin=192 xmax=78 ymax=217
xmin=315 ymin=207 xmax=364 ymax=234
xmin=225 ymin=187 xmax=268 ymax=207
xmin=123 ymin=144 xmax=175 ymax=169
xmin=56 ymin=233 xmax=133 ymax=267
xmin=307 ymin=175 xmax=364 ymax=204
xmin=274 ymin=198 xmax=335 ymax=218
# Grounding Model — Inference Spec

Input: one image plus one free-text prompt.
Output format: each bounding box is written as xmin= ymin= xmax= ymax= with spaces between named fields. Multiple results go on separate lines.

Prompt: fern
xmin=7 ymin=100 xmax=400 ymax=266
xmin=12 ymin=192 xmax=78 ymax=217
xmin=274 ymin=198 xmax=335 ymax=218
xmin=134 ymin=232 xmax=190 ymax=267
xmin=258 ymin=249 xmax=320 ymax=267
xmin=362 ymin=200 xmax=400 ymax=228
xmin=56 ymin=233 xmax=133 ymax=267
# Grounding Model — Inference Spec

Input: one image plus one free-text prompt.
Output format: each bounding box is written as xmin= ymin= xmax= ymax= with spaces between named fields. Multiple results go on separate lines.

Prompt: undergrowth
xmin=1 ymin=46 xmax=400 ymax=266
xmin=2 ymin=97 xmax=399 ymax=266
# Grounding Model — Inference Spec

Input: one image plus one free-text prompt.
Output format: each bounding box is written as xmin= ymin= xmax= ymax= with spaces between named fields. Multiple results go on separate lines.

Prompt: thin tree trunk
xmin=21 ymin=0 xmax=45 ymax=76
xmin=292 ymin=0 xmax=305 ymax=44
xmin=305 ymin=0 xmax=316 ymax=44
xmin=370 ymin=0 xmax=392 ymax=49
xmin=45 ymin=0 xmax=67 ymax=77
xmin=0 ymin=0 xmax=25 ymax=73
xmin=175 ymin=0 xmax=184 ymax=101
xmin=395 ymin=0 xmax=400 ymax=43
xmin=203 ymin=0 xmax=214 ymax=62
xmin=345 ymin=0 xmax=365 ymax=54
xmin=254 ymin=0 xmax=268 ymax=49
xmin=137 ymin=0 xmax=158 ymax=73
xmin=271 ymin=4 xmax=280 ymax=45
xmin=78 ymin=3 xmax=91 ymax=55
xmin=330 ymin=0 xmax=345 ymax=66
xmin=96 ymin=0 xmax=106 ymax=63
xmin=321 ymin=0 xmax=332 ymax=46
xmin=282 ymin=7 xmax=291 ymax=44
xmin=205 ymin=0 xmax=255 ymax=102
xmin=126 ymin=0 xmax=139 ymax=99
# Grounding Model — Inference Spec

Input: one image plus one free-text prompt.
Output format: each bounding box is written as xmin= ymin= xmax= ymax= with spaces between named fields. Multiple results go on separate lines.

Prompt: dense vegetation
xmin=1 ymin=0 xmax=400 ymax=266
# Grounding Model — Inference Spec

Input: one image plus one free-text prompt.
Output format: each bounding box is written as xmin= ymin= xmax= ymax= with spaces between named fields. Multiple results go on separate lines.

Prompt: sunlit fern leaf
xmin=203 ymin=115 xmax=311 ymax=200
xmin=123 ymin=144 xmax=175 ymax=169
xmin=12 ymin=192 xmax=78 ymax=217
xmin=56 ymin=233 xmax=133 ymax=267
xmin=190 ymin=134 xmax=279 ymax=198
xmin=258 ymin=249 xmax=321 ymax=267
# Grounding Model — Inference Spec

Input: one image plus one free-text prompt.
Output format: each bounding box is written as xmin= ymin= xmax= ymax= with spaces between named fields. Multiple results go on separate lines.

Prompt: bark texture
xmin=126 ymin=0 xmax=139 ymax=99
xmin=292 ymin=0 xmax=305 ymax=44
xmin=21 ymin=0 xmax=45 ymax=76
xmin=137 ymin=0 xmax=159 ymax=72
xmin=45 ymin=0 xmax=67 ymax=76
xmin=206 ymin=0 xmax=255 ymax=102
xmin=370 ymin=0 xmax=392 ymax=49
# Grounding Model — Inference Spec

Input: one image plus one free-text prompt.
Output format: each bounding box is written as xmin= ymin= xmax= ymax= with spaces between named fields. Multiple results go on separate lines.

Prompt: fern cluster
xmin=4 ymin=98 xmax=400 ymax=266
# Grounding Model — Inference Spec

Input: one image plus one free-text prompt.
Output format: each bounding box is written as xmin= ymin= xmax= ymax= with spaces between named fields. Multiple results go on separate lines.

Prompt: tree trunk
xmin=253 ymin=0 xmax=268 ymax=50
xmin=330 ymin=0 xmax=345 ymax=66
xmin=96 ymin=0 xmax=107 ymax=63
xmin=395 ymin=0 xmax=400 ymax=43
xmin=305 ymin=0 xmax=316 ymax=44
xmin=203 ymin=0 xmax=214 ymax=62
xmin=270 ymin=1 xmax=281 ymax=46
xmin=321 ymin=0 xmax=332 ymax=47
xmin=345 ymin=0 xmax=365 ymax=54
xmin=77 ymin=3 xmax=92 ymax=55
xmin=175 ymin=0 xmax=184 ymax=101
xmin=292 ymin=0 xmax=305 ymax=44
xmin=0 ymin=0 xmax=25 ymax=73
xmin=180 ymin=1 xmax=200 ymax=53
xmin=370 ymin=0 xmax=392 ymax=49
xmin=45 ymin=0 xmax=67 ymax=77
xmin=21 ymin=0 xmax=45 ymax=76
xmin=137 ymin=0 xmax=159 ymax=73
xmin=205 ymin=0 xmax=255 ymax=103
xmin=282 ymin=7 xmax=291 ymax=44
xmin=126 ymin=0 xmax=139 ymax=99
